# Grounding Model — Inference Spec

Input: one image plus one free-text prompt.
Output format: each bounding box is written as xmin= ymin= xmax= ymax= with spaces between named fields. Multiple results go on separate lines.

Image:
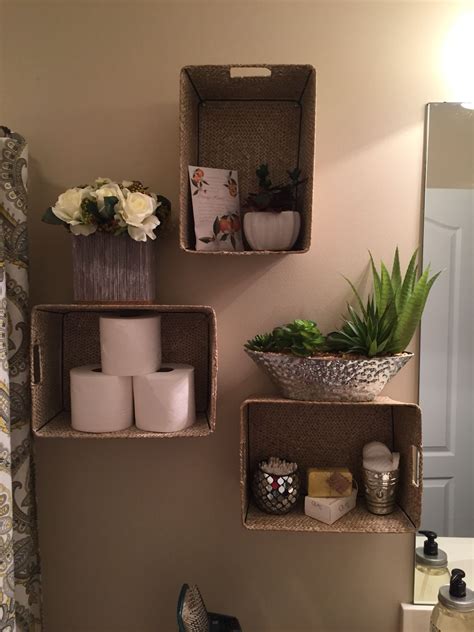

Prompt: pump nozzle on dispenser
xmin=450 ymin=569 xmax=467 ymax=599
xmin=431 ymin=566 xmax=474 ymax=628
xmin=419 ymin=530 xmax=439 ymax=556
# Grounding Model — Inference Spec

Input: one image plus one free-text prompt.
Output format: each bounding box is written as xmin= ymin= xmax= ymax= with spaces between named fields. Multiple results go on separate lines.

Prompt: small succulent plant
xmin=272 ymin=320 xmax=326 ymax=356
xmin=246 ymin=319 xmax=326 ymax=357
xmin=245 ymin=164 xmax=306 ymax=212
xmin=327 ymin=248 xmax=440 ymax=357
xmin=244 ymin=332 xmax=276 ymax=352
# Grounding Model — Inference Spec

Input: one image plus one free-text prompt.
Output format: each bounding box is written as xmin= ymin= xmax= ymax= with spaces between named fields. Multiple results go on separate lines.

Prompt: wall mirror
xmin=414 ymin=102 xmax=473 ymax=604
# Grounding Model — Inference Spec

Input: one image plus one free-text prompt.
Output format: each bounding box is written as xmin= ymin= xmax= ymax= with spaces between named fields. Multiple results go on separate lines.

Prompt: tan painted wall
xmin=0 ymin=1 xmax=468 ymax=630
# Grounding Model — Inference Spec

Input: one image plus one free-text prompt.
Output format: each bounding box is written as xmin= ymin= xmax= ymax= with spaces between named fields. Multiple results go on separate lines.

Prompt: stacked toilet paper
xmin=70 ymin=314 xmax=196 ymax=433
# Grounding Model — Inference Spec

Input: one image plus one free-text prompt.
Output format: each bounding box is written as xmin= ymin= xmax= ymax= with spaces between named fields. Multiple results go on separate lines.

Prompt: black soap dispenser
xmin=414 ymin=530 xmax=450 ymax=604
xmin=430 ymin=569 xmax=474 ymax=631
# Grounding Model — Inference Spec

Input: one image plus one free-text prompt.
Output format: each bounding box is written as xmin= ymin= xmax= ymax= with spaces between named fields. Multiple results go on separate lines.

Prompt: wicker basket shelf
xmin=240 ymin=397 xmax=422 ymax=533
xmin=34 ymin=411 xmax=211 ymax=440
xmin=31 ymin=304 xmax=217 ymax=439
xmin=180 ymin=64 xmax=316 ymax=255
xmin=245 ymin=499 xmax=415 ymax=534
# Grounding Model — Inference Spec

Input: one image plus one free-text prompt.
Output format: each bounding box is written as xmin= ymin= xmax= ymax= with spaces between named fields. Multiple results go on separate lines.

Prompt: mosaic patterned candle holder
xmin=252 ymin=462 xmax=301 ymax=515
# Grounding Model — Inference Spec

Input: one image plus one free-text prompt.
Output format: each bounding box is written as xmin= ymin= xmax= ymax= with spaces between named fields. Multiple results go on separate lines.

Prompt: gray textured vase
xmin=72 ymin=233 xmax=157 ymax=303
xmin=245 ymin=349 xmax=413 ymax=402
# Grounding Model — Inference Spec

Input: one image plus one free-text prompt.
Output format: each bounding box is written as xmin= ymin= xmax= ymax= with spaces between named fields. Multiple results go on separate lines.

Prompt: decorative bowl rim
xmin=363 ymin=467 xmax=400 ymax=475
xmin=256 ymin=467 xmax=299 ymax=477
xmin=243 ymin=209 xmax=301 ymax=216
xmin=245 ymin=349 xmax=414 ymax=363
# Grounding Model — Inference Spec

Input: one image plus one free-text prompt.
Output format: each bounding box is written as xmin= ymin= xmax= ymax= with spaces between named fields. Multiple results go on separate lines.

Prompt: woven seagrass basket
xmin=30 ymin=304 xmax=217 ymax=439
xmin=180 ymin=64 xmax=316 ymax=254
xmin=240 ymin=397 xmax=422 ymax=533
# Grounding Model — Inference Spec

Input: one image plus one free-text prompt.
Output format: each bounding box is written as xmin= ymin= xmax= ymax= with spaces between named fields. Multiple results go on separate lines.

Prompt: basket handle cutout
xmin=411 ymin=445 xmax=421 ymax=487
xmin=230 ymin=67 xmax=271 ymax=79
xmin=32 ymin=344 xmax=42 ymax=385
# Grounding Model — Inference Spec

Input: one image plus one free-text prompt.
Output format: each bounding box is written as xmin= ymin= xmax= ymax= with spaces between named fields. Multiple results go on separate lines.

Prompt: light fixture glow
xmin=442 ymin=11 xmax=474 ymax=102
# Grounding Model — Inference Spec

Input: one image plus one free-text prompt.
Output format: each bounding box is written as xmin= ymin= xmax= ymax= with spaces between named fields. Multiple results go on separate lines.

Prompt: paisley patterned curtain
xmin=0 ymin=128 xmax=41 ymax=631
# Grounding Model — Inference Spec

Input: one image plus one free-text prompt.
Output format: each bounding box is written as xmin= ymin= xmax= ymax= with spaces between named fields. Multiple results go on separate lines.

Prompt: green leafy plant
xmin=327 ymin=248 xmax=441 ymax=356
xmin=272 ymin=320 xmax=326 ymax=356
xmin=245 ymin=332 xmax=276 ymax=352
xmin=245 ymin=164 xmax=306 ymax=212
xmin=246 ymin=319 xmax=326 ymax=357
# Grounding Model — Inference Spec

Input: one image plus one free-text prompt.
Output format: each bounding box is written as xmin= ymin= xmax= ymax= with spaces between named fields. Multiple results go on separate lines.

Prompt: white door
xmin=419 ymin=187 xmax=474 ymax=536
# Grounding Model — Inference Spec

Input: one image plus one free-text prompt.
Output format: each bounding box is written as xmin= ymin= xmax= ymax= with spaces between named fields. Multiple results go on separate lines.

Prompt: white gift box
xmin=304 ymin=485 xmax=358 ymax=525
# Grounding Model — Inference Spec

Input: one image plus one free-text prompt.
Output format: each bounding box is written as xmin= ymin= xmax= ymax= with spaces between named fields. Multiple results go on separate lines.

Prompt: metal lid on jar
xmin=438 ymin=569 xmax=474 ymax=612
xmin=416 ymin=546 xmax=448 ymax=567
xmin=416 ymin=530 xmax=448 ymax=567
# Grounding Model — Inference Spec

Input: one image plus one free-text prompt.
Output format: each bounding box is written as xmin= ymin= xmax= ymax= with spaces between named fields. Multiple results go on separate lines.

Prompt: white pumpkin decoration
xmin=243 ymin=211 xmax=301 ymax=251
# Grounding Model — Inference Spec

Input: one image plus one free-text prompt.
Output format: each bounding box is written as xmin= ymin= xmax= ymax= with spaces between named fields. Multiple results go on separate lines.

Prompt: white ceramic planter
xmin=243 ymin=211 xmax=301 ymax=251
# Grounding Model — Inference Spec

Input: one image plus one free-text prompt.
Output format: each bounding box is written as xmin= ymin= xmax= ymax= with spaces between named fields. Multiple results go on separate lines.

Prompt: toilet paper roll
xmin=133 ymin=363 xmax=196 ymax=432
xmin=70 ymin=365 xmax=133 ymax=433
xmin=100 ymin=314 xmax=161 ymax=376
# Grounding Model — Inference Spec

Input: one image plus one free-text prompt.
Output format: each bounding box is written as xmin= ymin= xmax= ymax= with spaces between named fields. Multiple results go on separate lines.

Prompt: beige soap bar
xmin=307 ymin=467 xmax=353 ymax=497
xmin=304 ymin=487 xmax=357 ymax=525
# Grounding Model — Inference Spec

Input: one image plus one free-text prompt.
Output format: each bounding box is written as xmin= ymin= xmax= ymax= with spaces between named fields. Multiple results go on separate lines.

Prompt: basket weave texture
xmin=31 ymin=304 xmax=217 ymax=438
xmin=179 ymin=64 xmax=316 ymax=254
xmin=240 ymin=397 xmax=422 ymax=533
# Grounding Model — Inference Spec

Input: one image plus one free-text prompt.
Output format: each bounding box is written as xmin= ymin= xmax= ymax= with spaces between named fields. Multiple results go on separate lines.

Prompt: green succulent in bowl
xmin=246 ymin=319 xmax=326 ymax=358
xmin=244 ymin=332 xmax=277 ymax=353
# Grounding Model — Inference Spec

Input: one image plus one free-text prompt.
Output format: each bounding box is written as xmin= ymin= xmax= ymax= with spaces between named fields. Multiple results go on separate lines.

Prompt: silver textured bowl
xmin=245 ymin=349 xmax=413 ymax=402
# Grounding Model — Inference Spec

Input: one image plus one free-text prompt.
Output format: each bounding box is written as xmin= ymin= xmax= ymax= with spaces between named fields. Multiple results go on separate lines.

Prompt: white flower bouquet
xmin=43 ymin=178 xmax=171 ymax=241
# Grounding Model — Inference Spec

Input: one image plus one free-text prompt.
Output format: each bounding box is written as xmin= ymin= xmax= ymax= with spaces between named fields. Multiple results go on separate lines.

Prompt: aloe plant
xmin=246 ymin=319 xmax=326 ymax=357
xmin=327 ymin=248 xmax=440 ymax=356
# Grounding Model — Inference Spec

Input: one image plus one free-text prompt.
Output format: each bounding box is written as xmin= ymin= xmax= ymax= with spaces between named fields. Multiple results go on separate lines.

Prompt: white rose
xmin=120 ymin=192 xmax=157 ymax=227
xmin=94 ymin=183 xmax=125 ymax=211
xmin=71 ymin=223 xmax=97 ymax=236
xmin=52 ymin=187 xmax=92 ymax=225
xmin=127 ymin=215 xmax=160 ymax=242
xmin=114 ymin=212 xmax=127 ymax=228
xmin=150 ymin=191 xmax=162 ymax=209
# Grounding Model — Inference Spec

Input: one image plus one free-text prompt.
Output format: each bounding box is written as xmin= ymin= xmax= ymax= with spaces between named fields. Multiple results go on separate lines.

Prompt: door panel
xmin=419 ymin=187 xmax=474 ymax=536
xmin=421 ymin=479 xmax=454 ymax=536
